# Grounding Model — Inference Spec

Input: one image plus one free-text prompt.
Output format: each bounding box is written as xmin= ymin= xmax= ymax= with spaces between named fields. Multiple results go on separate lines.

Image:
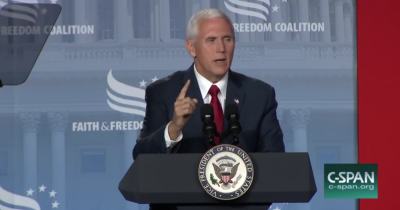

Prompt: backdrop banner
xmin=0 ymin=0 xmax=357 ymax=210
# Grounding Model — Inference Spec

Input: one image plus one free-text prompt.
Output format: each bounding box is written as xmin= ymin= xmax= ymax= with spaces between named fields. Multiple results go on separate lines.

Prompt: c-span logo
xmin=324 ymin=164 xmax=378 ymax=199
xmin=198 ymin=144 xmax=254 ymax=200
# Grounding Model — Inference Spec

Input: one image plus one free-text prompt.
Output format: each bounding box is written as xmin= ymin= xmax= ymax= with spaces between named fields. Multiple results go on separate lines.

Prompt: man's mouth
xmin=215 ymin=58 xmax=226 ymax=63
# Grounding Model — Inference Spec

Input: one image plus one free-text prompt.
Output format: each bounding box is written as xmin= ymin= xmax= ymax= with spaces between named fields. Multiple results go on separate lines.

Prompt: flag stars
xmin=26 ymin=186 xmax=59 ymax=208
xmin=39 ymin=184 xmax=46 ymax=192
xmin=269 ymin=205 xmax=287 ymax=210
xmin=41 ymin=8 xmax=48 ymax=15
xmin=272 ymin=5 xmax=279 ymax=12
xmin=52 ymin=201 xmax=60 ymax=208
xmin=26 ymin=188 xmax=34 ymax=196
xmin=139 ymin=76 xmax=159 ymax=87
xmin=49 ymin=189 xmax=57 ymax=197
xmin=139 ymin=80 xmax=147 ymax=87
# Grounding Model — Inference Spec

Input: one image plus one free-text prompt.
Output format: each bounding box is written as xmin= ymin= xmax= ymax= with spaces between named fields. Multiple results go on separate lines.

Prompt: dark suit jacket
xmin=132 ymin=64 xmax=285 ymax=210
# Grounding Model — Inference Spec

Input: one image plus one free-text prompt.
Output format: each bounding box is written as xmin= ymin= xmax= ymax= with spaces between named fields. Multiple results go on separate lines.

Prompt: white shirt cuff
xmin=164 ymin=122 xmax=183 ymax=148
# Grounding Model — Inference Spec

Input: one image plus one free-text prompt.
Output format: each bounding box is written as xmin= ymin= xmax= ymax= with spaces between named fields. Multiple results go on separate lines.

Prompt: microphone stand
xmin=231 ymin=134 xmax=239 ymax=145
xmin=203 ymin=121 xmax=221 ymax=147
xmin=222 ymin=125 xmax=240 ymax=145
xmin=208 ymin=131 xmax=222 ymax=147
xmin=204 ymin=124 xmax=240 ymax=147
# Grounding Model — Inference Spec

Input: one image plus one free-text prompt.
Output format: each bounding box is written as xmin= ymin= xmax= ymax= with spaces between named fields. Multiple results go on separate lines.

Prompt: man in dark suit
xmin=132 ymin=8 xmax=285 ymax=210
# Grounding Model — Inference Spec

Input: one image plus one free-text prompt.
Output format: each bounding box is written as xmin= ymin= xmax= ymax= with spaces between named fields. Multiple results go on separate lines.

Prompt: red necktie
xmin=209 ymin=85 xmax=223 ymax=145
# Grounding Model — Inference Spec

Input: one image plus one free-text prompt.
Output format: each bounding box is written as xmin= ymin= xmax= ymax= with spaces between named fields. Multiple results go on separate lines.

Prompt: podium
xmin=119 ymin=153 xmax=316 ymax=210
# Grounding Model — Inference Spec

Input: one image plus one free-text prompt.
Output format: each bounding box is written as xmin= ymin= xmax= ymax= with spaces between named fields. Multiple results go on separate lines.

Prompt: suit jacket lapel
xmin=223 ymin=70 xmax=245 ymax=144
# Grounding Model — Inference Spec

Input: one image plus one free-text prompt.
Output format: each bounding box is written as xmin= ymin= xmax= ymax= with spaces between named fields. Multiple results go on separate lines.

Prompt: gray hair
xmin=186 ymin=8 xmax=234 ymax=40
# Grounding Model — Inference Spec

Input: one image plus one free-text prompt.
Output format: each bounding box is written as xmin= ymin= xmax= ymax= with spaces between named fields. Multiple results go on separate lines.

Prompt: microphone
xmin=200 ymin=104 xmax=220 ymax=145
xmin=225 ymin=103 xmax=242 ymax=145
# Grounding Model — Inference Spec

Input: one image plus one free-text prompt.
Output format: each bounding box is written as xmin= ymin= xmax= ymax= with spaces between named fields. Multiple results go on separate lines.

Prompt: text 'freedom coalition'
xmin=0 ymin=25 xmax=95 ymax=35
xmin=233 ymin=22 xmax=325 ymax=32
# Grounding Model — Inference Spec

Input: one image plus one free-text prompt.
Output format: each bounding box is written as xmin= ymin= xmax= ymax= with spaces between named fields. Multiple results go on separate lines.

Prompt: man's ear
xmin=185 ymin=39 xmax=196 ymax=58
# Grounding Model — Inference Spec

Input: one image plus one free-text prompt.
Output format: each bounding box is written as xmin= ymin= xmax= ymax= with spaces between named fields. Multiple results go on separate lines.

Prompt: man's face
xmin=186 ymin=17 xmax=235 ymax=80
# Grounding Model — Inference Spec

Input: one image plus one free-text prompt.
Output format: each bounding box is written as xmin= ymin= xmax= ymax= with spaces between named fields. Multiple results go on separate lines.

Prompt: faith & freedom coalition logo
xmin=0 ymin=0 xmax=94 ymax=35
xmin=106 ymin=69 xmax=147 ymax=116
xmin=71 ymin=69 xmax=159 ymax=132
xmin=0 ymin=185 xmax=60 ymax=209
xmin=224 ymin=0 xmax=325 ymax=33
xmin=198 ymin=145 xmax=254 ymax=200
xmin=324 ymin=164 xmax=378 ymax=199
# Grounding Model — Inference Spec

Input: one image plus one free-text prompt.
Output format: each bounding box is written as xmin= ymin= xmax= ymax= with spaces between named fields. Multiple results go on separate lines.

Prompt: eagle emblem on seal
xmin=210 ymin=155 xmax=243 ymax=190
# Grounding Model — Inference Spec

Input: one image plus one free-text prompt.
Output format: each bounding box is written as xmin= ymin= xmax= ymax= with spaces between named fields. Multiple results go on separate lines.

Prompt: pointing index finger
xmin=178 ymin=79 xmax=191 ymax=99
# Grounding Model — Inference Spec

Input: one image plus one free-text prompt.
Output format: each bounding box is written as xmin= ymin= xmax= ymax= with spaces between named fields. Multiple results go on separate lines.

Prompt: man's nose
xmin=216 ymin=40 xmax=226 ymax=52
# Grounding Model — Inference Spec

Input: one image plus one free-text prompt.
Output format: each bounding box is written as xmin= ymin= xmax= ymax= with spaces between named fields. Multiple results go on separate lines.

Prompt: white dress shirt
xmin=163 ymin=65 xmax=229 ymax=148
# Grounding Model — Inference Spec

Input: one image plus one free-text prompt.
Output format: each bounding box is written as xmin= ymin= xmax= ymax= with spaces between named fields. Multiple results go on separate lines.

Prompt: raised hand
xmin=168 ymin=79 xmax=198 ymax=140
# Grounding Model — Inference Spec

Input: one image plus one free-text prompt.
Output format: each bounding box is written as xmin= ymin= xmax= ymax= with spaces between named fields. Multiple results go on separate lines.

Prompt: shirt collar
xmin=194 ymin=64 xmax=228 ymax=100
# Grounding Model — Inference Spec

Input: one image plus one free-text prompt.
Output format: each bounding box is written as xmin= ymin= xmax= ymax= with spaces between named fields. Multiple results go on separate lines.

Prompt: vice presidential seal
xmin=198 ymin=144 xmax=254 ymax=200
